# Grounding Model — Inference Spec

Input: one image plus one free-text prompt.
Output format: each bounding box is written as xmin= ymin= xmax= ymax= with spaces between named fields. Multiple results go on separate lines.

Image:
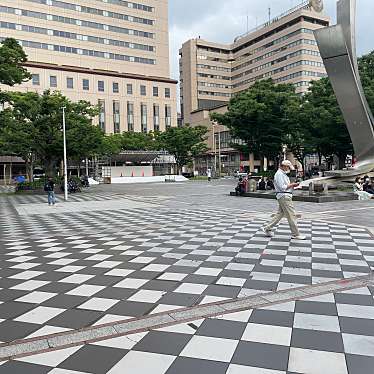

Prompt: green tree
xmin=0 ymin=92 xmax=40 ymax=180
xmin=158 ymin=126 xmax=208 ymax=173
xmin=211 ymin=79 xmax=300 ymax=169
xmin=358 ymin=51 xmax=374 ymax=114
xmin=99 ymin=134 xmax=123 ymax=157
xmin=1 ymin=91 xmax=102 ymax=177
xmin=298 ymin=78 xmax=353 ymax=168
xmin=121 ymin=131 xmax=158 ymax=151
xmin=0 ymin=38 xmax=31 ymax=88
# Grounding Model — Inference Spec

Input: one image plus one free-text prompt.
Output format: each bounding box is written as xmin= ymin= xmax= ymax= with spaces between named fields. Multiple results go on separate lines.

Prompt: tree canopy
xmin=157 ymin=126 xmax=208 ymax=173
xmin=1 ymin=91 xmax=102 ymax=177
xmin=211 ymin=79 xmax=300 ymax=167
xmin=0 ymin=38 xmax=31 ymax=92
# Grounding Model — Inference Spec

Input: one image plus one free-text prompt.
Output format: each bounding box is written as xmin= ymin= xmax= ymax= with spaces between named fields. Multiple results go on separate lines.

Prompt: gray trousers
xmin=264 ymin=196 xmax=300 ymax=236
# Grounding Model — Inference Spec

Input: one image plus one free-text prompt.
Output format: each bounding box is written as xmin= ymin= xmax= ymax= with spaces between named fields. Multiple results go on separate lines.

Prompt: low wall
xmin=0 ymin=185 xmax=15 ymax=193
xmin=103 ymin=166 xmax=153 ymax=178
xmin=111 ymin=175 xmax=188 ymax=184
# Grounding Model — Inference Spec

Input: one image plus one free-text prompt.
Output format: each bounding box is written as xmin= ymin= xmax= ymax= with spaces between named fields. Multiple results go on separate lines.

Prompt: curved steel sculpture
xmin=314 ymin=0 xmax=374 ymax=177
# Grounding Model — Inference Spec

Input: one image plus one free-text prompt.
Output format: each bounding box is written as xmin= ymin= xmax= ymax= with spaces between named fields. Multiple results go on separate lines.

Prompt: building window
xmin=153 ymin=104 xmax=160 ymax=132
xmin=98 ymin=99 xmax=105 ymax=132
xmin=140 ymin=85 xmax=146 ymax=96
xmin=67 ymin=77 xmax=74 ymax=89
xmin=113 ymin=82 xmax=119 ymax=93
xmin=165 ymin=105 xmax=172 ymax=129
xmin=127 ymin=83 xmax=133 ymax=95
xmin=153 ymin=86 xmax=159 ymax=97
xmin=32 ymin=74 xmax=40 ymax=86
xmin=98 ymin=80 xmax=105 ymax=92
xmin=113 ymin=101 xmax=120 ymax=133
xmin=141 ymin=103 xmax=147 ymax=133
xmin=165 ymin=87 xmax=171 ymax=98
xmin=49 ymin=75 xmax=57 ymax=88
xmin=82 ymin=79 xmax=90 ymax=91
xmin=127 ymin=102 xmax=134 ymax=132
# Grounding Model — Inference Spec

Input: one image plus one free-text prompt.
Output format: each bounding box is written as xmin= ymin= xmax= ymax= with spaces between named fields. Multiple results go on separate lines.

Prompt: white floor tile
xmin=216 ymin=310 xmax=253 ymax=322
xmin=157 ymin=273 xmax=187 ymax=281
xmin=129 ymin=256 xmax=156 ymax=264
xmin=26 ymin=325 xmax=72 ymax=338
xmin=113 ymin=278 xmax=149 ymax=289
xmin=107 ymin=351 xmax=176 ymax=374
xmin=9 ymin=271 xmax=44 ymax=280
xmin=93 ymin=261 xmax=122 ymax=268
xmin=242 ymin=323 xmax=292 ymax=346
xmin=15 ymin=306 xmax=65 ymax=324
xmin=11 ymin=280 xmax=49 ymax=291
xmin=293 ymin=313 xmax=340 ymax=332
xmin=337 ymin=304 xmax=374 ymax=319
xmin=141 ymin=264 xmax=170 ymax=272
xmin=104 ymin=269 xmax=134 ymax=277
xmin=216 ymin=277 xmax=246 ymax=287
xmin=342 ymin=333 xmax=374 ymax=357
xmin=15 ymin=291 xmax=57 ymax=304
xmin=288 ymin=348 xmax=348 ymax=374
xmin=59 ymin=274 xmax=95 ymax=284
xmin=128 ymin=290 xmax=165 ymax=303
xmin=17 ymin=346 xmax=82 ymax=366
xmin=181 ymin=335 xmax=238 ymax=362
xmin=194 ymin=267 xmax=222 ymax=276
xmin=174 ymin=283 xmax=208 ymax=294
xmin=78 ymin=297 xmax=119 ymax=311
xmin=66 ymin=284 xmax=105 ymax=297
xmin=227 ymin=364 xmax=286 ymax=374
xmin=56 ymin=266 xmax=86 ymax=273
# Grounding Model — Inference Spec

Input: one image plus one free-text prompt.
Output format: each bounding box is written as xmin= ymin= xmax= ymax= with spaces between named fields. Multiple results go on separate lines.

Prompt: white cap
xmin=281 ymin=160 xmax=295 ymax=171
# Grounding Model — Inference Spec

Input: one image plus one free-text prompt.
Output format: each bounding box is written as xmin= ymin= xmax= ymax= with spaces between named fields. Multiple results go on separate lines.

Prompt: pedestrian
xmin=258 ymin=177 xmax=266 ymax=191
xmin=207 ymin=168 xmax=212 ymax=182
xmin=44 ymin=177 xmax=56 ymax=206
xmin=261 ymin=160 xmax=306 ymax=240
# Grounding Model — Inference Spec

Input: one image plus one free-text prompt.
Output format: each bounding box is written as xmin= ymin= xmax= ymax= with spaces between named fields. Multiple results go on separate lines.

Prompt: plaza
xmin=0 ymin=180 xmax=374 ymax=373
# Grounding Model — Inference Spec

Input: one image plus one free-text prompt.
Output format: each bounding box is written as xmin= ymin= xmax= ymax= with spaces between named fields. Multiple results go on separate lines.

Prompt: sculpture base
xmin=230 ymin=191 xmax=358 ymax=203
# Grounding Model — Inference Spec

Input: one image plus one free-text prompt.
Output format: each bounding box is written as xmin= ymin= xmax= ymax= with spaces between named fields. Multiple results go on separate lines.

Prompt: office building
xmin=0 ymin=0 xmax=177 ymax=133
xmin=179 ymin=1 xmax=329 ymax=124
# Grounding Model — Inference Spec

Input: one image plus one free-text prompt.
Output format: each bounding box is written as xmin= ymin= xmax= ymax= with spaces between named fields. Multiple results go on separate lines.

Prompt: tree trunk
xmin=338 ymin=154 xmax=346 ymax=169
xmin=318 ymin=152 xmax=322 ymax=166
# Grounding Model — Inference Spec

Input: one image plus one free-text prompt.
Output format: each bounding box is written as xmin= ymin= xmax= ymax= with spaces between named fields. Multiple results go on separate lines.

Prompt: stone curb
xmin=0 ymin=273 xmax=373 ymax=362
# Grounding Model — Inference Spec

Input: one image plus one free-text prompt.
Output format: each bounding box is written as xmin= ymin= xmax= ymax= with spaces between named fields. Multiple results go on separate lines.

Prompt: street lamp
xmin=282 ymin=144 xmax=287 ymax=161
xmin=62 ymin=106 xmax=68 ymax=201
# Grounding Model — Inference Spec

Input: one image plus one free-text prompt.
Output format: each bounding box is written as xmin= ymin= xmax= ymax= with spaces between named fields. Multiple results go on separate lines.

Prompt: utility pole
xmin=62 ymin=106 xmax=68 ymax=201
xmin=218 ymin=130 xmax=222 ymax=178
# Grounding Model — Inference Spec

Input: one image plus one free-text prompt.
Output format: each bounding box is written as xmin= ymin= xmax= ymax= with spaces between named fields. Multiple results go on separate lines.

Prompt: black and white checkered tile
xmin=1 ymin=286 xmax=374 ymax=374
xmin=0 ymin=206 xmax=373 ymax=345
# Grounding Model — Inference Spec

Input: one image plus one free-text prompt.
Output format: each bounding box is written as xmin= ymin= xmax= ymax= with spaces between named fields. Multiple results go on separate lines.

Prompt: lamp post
xmin=218 ymin=130 xmax=221 ymax=178
xmin=62 ymin=106 xmax=68 ymax=201
xmin=282 ymin=144 xmax=287 ymax=161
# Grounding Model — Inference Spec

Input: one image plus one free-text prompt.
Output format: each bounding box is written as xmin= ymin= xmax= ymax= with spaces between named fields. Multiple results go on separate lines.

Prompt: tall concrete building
xmin=180 ymin=1 xmax=329 ymax=124
xmin=0 ymin=0 xmax=177 ymax=133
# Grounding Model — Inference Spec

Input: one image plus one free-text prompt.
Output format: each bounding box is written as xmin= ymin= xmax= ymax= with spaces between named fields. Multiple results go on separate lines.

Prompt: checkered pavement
xmin=1 ymin=285 xmax=374 ymax=374
xmin=0 ymin=205 xmax=373 ymax=345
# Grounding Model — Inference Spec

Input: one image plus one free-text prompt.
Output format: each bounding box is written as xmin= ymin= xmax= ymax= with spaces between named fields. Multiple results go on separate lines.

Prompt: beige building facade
xmin=0 ymin=0 xmax=177 ymax=133
xmin=180 ymin=1 xmax=329 ymax=124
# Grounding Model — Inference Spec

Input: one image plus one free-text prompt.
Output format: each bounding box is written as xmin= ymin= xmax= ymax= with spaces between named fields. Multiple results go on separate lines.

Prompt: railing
xmin=234 ymin=1 xmax=310 ymax=42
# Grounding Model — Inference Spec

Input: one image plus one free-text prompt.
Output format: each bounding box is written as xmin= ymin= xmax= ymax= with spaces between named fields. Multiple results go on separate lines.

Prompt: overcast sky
xmin=168 ymin=0 xmax=374 ymax=81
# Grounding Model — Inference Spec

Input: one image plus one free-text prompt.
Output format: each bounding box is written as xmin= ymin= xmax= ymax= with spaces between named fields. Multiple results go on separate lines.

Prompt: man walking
xmin=44 ymin=177 xmax=56 ymax=206
xmin=261 ymin=160 xmax=306 ymax=240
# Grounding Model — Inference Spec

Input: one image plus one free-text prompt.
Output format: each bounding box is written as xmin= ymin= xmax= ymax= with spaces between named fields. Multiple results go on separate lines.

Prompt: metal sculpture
xmin=314 ymin=0 xmax=374 ymax=177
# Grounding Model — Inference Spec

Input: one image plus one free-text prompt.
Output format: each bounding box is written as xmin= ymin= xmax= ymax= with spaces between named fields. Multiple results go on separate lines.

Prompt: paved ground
xmin=1 ymin=179 xmax=374 ymax=373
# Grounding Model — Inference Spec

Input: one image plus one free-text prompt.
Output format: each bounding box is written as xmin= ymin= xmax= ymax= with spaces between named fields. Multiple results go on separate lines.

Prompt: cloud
xmin=168 ymin=0 xmax=374 ymax=84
